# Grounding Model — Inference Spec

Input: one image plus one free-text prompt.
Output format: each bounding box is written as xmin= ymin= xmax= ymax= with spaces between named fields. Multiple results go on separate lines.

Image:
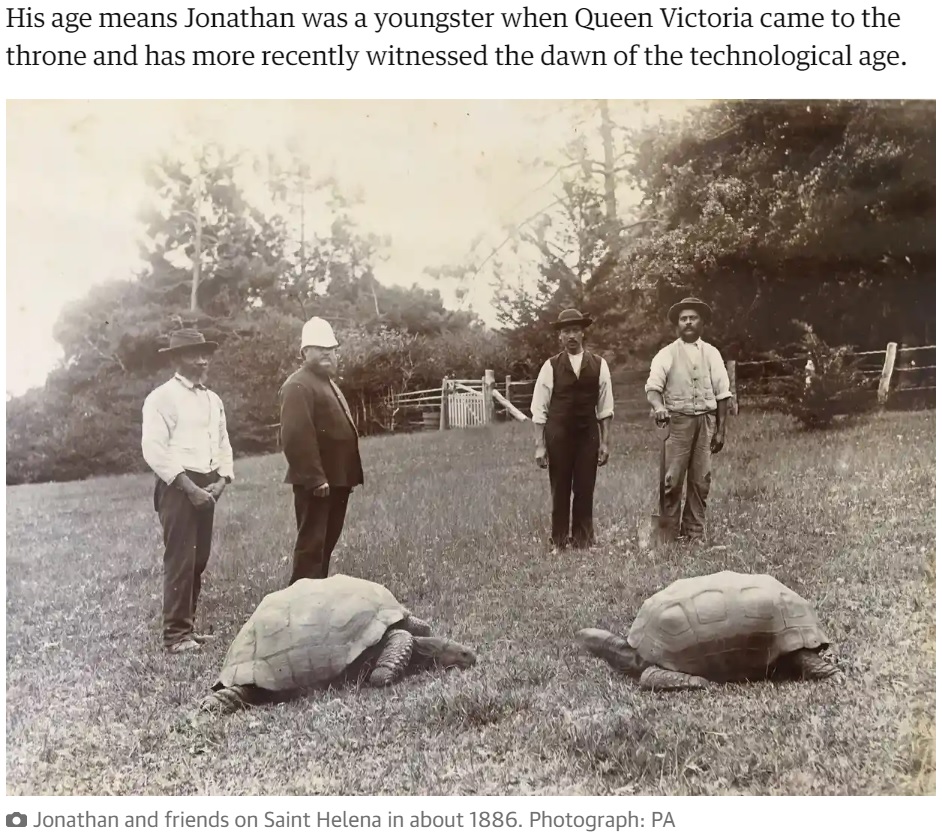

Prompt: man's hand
xmin=598 ymin=442 xmax=610 ymax=466
xmin=653 ymin=407 xmax=670 ymax=425
xmin=535 ymin=444 xmax=548 ymax=469
xmin=208 ymin=478 xmax=227 ymax=501
xmin=186 ymin=486 xmax=216 ymax=510
xmin=711 ymin=431 xmax=726 ymax=454
xmin=312 ymin=482 xmax=330 ymax=497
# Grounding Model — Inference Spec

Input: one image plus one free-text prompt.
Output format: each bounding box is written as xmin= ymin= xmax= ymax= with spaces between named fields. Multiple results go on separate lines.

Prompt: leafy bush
xmin=6 ymin=369 xmax=162 ymax=485
xmin=334 ymin=326 xmax=518 ymax=434
xmin=5 ymin=310 xmax=520 ymax=483
xmin=410 ymin=329 xmax=518 ymax=384
xmin=770 ymin=322 xmax=873 ymax=430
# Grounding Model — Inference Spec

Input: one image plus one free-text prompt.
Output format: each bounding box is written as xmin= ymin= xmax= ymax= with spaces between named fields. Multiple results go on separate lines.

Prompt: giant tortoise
xmin=199 ymin=574 xmax=476 ymax=713
xmin=576 ymin=571 xmax=840 ymax=689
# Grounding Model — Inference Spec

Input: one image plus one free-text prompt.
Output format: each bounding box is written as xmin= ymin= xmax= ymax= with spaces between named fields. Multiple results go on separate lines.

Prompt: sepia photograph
xmin=4 ymin=98 xmax=935 ymax=796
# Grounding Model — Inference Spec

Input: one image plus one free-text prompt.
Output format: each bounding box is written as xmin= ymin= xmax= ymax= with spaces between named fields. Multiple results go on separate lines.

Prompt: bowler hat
xmin=551 ymin=308 xmax=594 ymax=329
xmin=158 ymin=328 xmax=218 ymax=354
xmin=668 ymin=297 xmax=712 ymax=325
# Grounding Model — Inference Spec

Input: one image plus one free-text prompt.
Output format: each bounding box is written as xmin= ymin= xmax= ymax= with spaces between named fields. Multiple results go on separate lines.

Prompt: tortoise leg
xmin=369 ymin=629 xmax=414 ymax=687
xmin=639 ymin=665 xmax=710 ymax=691
xmin=789 ymin=649 xmax=841 ymax=681
xmin=402 ymin=615 xmax=432 ymax=637
xmin=198 ymin=685 xmax=266 ymax=714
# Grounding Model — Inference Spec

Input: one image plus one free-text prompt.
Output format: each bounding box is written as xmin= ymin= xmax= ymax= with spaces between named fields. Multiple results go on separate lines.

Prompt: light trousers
xmin=664 ymin=412 xmax=716 ymax=538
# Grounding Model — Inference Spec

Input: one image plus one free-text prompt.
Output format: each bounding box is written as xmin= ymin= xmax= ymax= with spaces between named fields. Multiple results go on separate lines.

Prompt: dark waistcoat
xmin=546 ymin=351 xmax=601 ymax=431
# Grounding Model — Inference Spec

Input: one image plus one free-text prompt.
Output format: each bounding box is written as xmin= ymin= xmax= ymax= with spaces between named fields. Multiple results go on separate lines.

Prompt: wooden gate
xmin=447 ymin=390 xmax=487 ymax=427
xmin=387 ymin=371 xmax=531 ymax=432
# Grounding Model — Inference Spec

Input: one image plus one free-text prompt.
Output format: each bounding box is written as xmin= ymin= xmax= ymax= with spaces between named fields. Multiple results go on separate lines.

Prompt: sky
xmin=5 ymin=99 xmax=698 ymax=396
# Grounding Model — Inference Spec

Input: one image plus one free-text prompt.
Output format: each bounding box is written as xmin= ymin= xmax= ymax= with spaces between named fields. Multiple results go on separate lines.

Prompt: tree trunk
xmin=598 ymin=100 xmax=618 ymax=228
xmin=191 ymin=172 xmax=202 ymax=312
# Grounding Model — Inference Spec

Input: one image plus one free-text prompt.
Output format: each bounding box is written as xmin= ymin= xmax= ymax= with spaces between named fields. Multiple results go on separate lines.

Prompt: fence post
xmin=877 ymin=342 xmax=898 ymax=407
xmin=483 ymin=369 xmax=495 ymax=424
xmin=725 ymin=360 xmax=738 ymax=416
xmin=439 ymin=377 xmax=450 ymax=430
xmin=505 ymin=375 xmax=511 ymax=401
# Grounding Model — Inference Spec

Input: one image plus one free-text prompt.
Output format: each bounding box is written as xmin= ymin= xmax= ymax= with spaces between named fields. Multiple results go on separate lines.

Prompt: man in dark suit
xmin=279 ymin=317 xmax=363 ymax=584
xmin=530 ymin=308 xmax=614 ymax=550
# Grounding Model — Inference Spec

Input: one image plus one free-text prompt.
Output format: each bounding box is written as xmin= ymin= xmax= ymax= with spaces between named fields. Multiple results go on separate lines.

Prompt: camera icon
xmin=6 ymin=812 xmax=28 ymax=827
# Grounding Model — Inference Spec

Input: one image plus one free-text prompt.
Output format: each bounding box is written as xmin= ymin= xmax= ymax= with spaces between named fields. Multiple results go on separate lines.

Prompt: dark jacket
xmin=278 ymin=366 xmax=364 ymax=489
xmin=546 ymin=350 xmax=602 ymax=431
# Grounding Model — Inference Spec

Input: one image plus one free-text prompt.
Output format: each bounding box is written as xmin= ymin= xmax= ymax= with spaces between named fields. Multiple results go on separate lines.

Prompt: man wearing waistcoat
xmin=531 ymin=308 xmax=614 ymax=550
xmin=142 ymin=328 xmax=234 ymax=654
xmin=645 ymin=297 xmax=731 ymax=541
xmin=279 ymin=317 xmax=364 ymax=585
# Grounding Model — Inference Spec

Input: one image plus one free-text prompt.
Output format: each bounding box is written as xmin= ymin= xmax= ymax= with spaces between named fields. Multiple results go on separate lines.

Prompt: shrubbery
xmin=769 ymin=322 xmax=874 ymax=430
xmin=5 ymin=310 xmax=521 ymax=485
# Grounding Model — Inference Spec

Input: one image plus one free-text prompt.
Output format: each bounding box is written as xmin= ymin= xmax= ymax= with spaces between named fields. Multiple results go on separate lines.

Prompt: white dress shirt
xmin=141 ymin=374 xmax=235 ymax=485
xmin=530 ymin=351 xmax=615 ymax=425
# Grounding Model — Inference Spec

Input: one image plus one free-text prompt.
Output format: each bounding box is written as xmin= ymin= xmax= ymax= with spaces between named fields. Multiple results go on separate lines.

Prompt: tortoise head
xmin=576 ymin=628 xmax=648 ymax=678
xmin=412 ymin=636 xmax=477 ymax=670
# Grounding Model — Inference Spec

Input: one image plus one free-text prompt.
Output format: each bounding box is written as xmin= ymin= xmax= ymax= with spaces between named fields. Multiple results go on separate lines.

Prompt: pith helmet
xmin=300 ymin=317 xmax=339 ymax=350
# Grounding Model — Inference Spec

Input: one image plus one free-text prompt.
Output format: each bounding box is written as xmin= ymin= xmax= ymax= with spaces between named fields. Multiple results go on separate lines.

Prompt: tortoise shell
xmin=217 ymin=574 xmax=412 ymax=691
xmin=626 ymin=571 xmax=830 ymax=680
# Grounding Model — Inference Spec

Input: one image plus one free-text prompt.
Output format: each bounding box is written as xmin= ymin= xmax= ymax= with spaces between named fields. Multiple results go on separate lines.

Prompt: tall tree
xmin=141 ymin=142 xmax=287 ymax=320
xmin=257 ymin=152 xmax=393 ymax=323
xmin=616 ymin=99 xmax=936 ymax=356
xmin=428 ymin=101 xmax=641 ymax=370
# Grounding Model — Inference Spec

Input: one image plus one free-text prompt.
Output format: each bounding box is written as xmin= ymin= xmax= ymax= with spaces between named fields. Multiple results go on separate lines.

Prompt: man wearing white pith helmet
xmin=278 ymin=317 xmax=363 ymax=584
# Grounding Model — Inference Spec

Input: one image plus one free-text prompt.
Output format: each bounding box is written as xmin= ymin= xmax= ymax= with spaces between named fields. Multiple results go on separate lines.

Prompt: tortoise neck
xmin=597 ymin=635 xmax=647 ymax=677
xmin=411 ymin=636 xmax=443 ymax=667
xmin=621 ymin=647 xmax=649 ymax=678
xmin=412 ymin=636 xmax=437 ymax=656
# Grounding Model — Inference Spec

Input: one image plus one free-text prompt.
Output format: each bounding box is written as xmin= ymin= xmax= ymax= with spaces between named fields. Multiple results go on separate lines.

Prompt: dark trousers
xmin=546 ymin=423 xmax=599 ymax=548
xmin=154 ymin=470 xmax=217 ymax=647
xmin=290 ymin=486 xmax=352 ymax=584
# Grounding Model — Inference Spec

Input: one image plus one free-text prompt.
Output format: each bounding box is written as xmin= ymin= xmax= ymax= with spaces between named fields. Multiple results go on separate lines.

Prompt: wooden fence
xmin=386 ymin=341 xmax=934 ymax=433
xmin=734 ymin=342 xmax=936 ymax=411
xmin=387 ymin=372 xmax=537 ymax=431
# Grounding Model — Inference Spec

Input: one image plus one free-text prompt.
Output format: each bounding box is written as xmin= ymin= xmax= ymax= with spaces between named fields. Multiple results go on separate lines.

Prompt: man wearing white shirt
xmin=142 ymin=329 xmax=234 ymax=654
xmin=530 ymin=308 xmax=614 ymax=550
xmin=645 ymin=297 xmax=731 ymax=541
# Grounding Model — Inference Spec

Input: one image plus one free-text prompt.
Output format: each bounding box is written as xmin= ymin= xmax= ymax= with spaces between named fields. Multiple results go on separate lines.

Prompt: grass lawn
xmin=4 ymin=409 xmax=936 ymax=795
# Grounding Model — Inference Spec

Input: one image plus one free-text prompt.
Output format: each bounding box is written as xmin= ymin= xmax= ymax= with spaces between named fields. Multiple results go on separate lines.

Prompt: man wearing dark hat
xmin=530 ymin=308 xmax=614 ymax=550
xmin=141 ymin=329 xmax=234 ymax=654
xmin=279 ymin=317 xmax=364 ymax=585
xmin=645 ymin=297 xmax=731 ymax=541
